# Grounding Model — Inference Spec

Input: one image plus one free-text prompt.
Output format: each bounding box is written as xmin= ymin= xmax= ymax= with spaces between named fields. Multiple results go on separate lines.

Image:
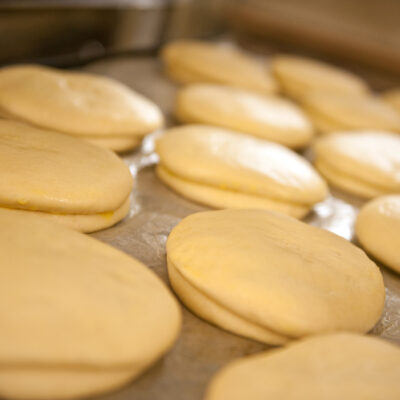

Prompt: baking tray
xmin=75 ymin=55 xmax=400 ymax=400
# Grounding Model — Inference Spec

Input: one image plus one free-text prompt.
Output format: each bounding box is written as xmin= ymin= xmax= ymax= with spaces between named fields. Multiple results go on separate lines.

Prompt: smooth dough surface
xmin=271 ymin=54 xmax=368 ymax=99
xmin=167 ymin=209 xmax=385 ymax=343
xmin=162 ymin=40 xmax=277 ymax=94
xmin=82 ymin=135 xmax=142 ymax=152
xmin=156 ymin=166 xmax=309 ymax=218
xmin=314 ymin=131 xmax=400 ymax=198
xmin=156 ymin=125 xmax=327 ymax=216
xmin=0 ymin=64 xmax=164 ymax=137
xmin=1 ymin=195 xmax=131 ymax=233
xmin=205 ymin=333 xmax=400 ymax=400
xmin=0 ymin=209 xmax=181 ymax=399
xmin=0 ymin=120 xmax=133 ymax=214
xmin=175 ymin=84 xmax=314 ymax=148
xmin=302 ymin=92 xmax=400 ymax=133
xmin=356 ymin=195 xmax=400 ymax=273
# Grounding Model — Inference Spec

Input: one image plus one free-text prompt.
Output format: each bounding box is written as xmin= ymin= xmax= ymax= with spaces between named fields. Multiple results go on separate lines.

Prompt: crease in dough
xmin=167 ymin=209 xmax=385 ymax=343
xmin=157 ymin=165 xmax=309 ymax=218
xmin=0 ymin=195 xmax=131 ymax=233
xmin=315 ymin=160 xmax=392 ymax=199
xmin=168 ymin=259 xmax=290 ymax=345
xmin=155 ymin=125 xmax=327 ymax=217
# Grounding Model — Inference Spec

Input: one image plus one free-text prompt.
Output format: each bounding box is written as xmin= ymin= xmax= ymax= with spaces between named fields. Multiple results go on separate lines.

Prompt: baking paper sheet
xmin=79 ymin=56 xmax=400 ymax=400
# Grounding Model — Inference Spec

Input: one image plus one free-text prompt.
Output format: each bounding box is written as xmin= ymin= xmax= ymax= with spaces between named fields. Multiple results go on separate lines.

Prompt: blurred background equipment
xmin=225 ymin=0 xmax=400 ymax=76
xmin=0 ymin=0 xmax=399 ymax=82
xmin=0 ymin=0 xmax=223 ymax=66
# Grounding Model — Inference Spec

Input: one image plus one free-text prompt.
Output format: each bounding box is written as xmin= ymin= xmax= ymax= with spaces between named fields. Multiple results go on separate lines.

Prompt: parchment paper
xmin=78 ymin=56 xmax=400 ymax=400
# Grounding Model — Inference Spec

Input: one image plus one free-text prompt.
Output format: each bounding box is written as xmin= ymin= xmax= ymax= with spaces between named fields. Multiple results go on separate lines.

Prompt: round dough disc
xmin=356 ymin=195 xmax=400 ymax=273
xmin=167 ymin=209 xmax=385 ymax=343
xmin=82 ymin=135 xmax=142 ymax=153
xmin=0 ymin=120 xmax=133 ymax=215
xmin=0 ymin=64 xmax=164 ymax=137
xmin=271 ymin=54 xmax=368 ymax=99
xmin=205 ymin=333 xmax=400 ymax=400
xmin=302 ymin=92 xmax=400 ymax=132
xmin=0 ymin=209 xmax=181 ymax=399
xmin=161 ymin=40 xmax=277 ymax=94
xmin=3 ymin=195 xmax=131 ymax=234
xmin=174 ymin=84 xmax=314 ymax=148
xmin=314 ymin=131 xmax=400 ymax=198
xmin=156 ymin=125 xmax=327 ymax=217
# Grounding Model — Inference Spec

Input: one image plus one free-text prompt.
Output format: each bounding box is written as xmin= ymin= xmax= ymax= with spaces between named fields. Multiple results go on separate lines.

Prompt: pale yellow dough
xmin=356 ymin=195 xmax=400 ymax=273
xmin=156 ymin=125 xmax=327 ymax=217
xmin=0 ymin=120 xmax=133 ymax=231
xmin=205 ymin=333 xmax=400 ymax=400
xmin=314 ymin=131 xmax=400 ymax=198
xmin=161 ymin=40 xmax=277 ymax=94
xmin=271 ymin=54 xmax=369 ymax=99
xmin=1 ymin=196 xmax=131 ymax=233
xmin=175 ymin=84 xmax=314 ymax=148
xmin=167 ymin=209 xmax=385 ymax=344
xmin=382 ymin=88 xmax=400 ymax=113
xmin=302 ymin=92 xmax=400 ymax=133
xmin=83 ymin=135 xmax=142 ymax=152
xmin=0 ymin=64 xmax=164 ymax=150
xmin=0 ymin=209 xmax=181 ymax=399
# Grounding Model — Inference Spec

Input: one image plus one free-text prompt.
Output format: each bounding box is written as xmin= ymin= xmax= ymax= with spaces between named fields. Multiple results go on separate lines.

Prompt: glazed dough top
xmin=206 ymin=333 xmax=400 ymax=400
xmin=162 ymin=40 xmax=277 ymax=94
xmin=0 ymin=64 xmax=164 ymax=136
xmin=156 ymin=125 xmax=327 ymax=205
xmin=167 ymin=209 xmax=385 ymax=338
xmin=0 ymin=209 xmax=181 ymax=366
xmin=272 ymin=54 xmax=368 ymax=95
xmin=303 ymin=92 xmax=400 ymax=132
xmin=314 ymin=131 xmax=400 ymax=191
xmin=176 ymin=84 xmax=314 ymax=147
xmin=0 ymin=120 xmax=133 ymax=213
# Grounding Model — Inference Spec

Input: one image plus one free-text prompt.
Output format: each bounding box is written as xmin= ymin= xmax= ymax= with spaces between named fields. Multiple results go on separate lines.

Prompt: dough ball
xmin=161 ymin=40 xmax=278 ymax=94
xmin=0 ymin=209 xmax=181 ymax=399
xmin=167 ymin=209 xmax=385 ymax=344
xmin=205 ymin=333 xmax=400 ymax=400
xmin=314 ymin=131 xmax=400 ymax=198
xmin=156 ymin=125 xmax=327 ymax=218
xmin=271 ymin=54 xmax=368 ymax=99
xmin=174 ymin=84 xmax=314 ymax=148
xmin=356 ymin=195 xmax=400 ymax=273
xmin=0 ymin=120 xmax=133 ymax=232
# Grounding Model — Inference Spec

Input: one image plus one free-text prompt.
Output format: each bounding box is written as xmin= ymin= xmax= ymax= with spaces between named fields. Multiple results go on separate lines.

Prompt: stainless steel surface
xmin=0 ymin=0 xmax=222 ymax=66
xmin=66 ymin=54 xmax=400 ymax=399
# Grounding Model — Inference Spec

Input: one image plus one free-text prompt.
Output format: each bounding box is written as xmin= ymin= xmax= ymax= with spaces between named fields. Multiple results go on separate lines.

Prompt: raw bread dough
xmin=161 ymin=40 xmax=277 ymax=94
xmin=271 ymin=54 xmax=368 ymax=99
xmin=356 ymin=195 xmax=400 ymax=273
xmin=382 ymin=88 xmax=400 ymax=113
xmin=166 ymin=209 xmax=385 ymax=344
xmin=314 ymin=131 xmax=400 ymax=198
xmin=83 ymin=135 xmax=142 ymax=152
xmin=302 ymin=92 xmax=400 ymax=133
xmin=205 ymin=333 xmax=400 ymax=400
xmin=0 ymin=209 xmax=181 ymax=399
xmin=0 ymin=64 xmax=164 ymax=151
xmin=174 ymin=84 xmax=314 ymax=148
xmin=0 ymin=120 xmax=133 ymax=231
xmin=156 ymin=125 xmax=327 ymax=218
xmin=2 ymin=196 xmax=131 ymax=234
